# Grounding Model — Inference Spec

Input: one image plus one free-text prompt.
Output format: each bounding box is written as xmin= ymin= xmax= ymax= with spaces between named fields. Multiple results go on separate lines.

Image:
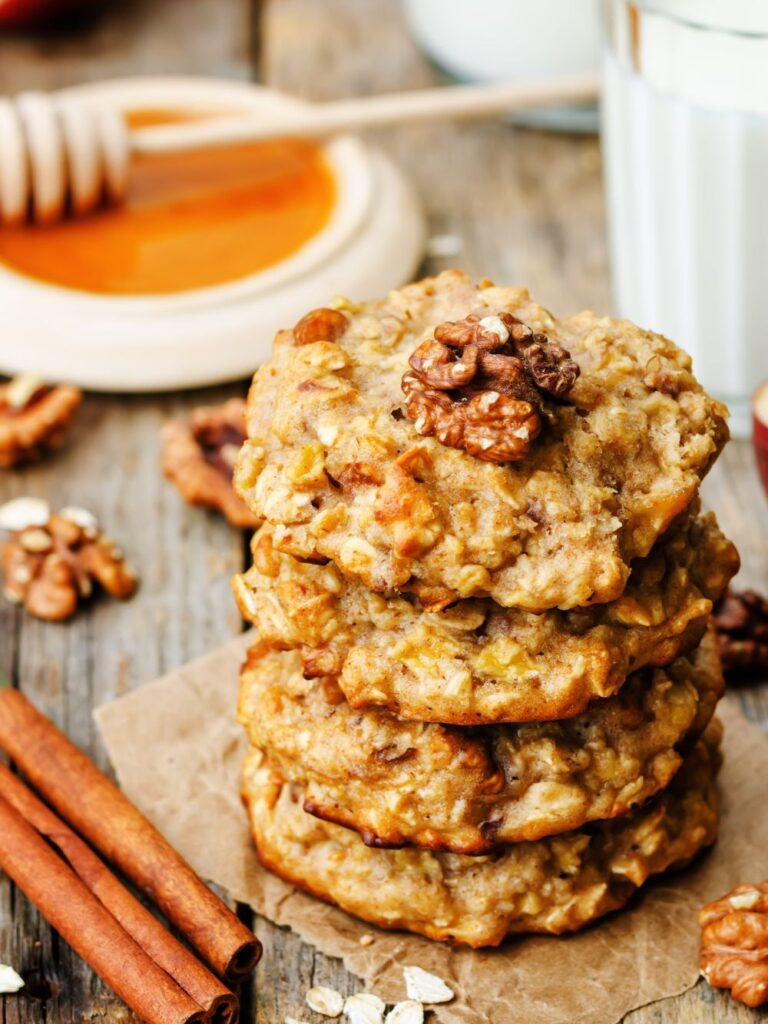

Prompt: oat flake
xmin=385 ymin=1000 xmax=424 ymax=1024
xmin=0 ymin=964 xmax=24 ymax=994
xmin=343 ymin=992 xmax=385 ymax=1024
xmin=403 ymin=965 xmax=454 ymax=1004
xmin=306 ymin=985 xmax=344 ymax=1017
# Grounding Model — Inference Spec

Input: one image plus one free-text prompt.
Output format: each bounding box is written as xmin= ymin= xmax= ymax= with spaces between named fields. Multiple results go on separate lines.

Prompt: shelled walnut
xmin=0 ymin=374 xmax=82 ymax=468
xmin=162 ymin=398 xmax=259 ymax=529
xmin=700 ymin=882 xmax=768 ymax=1007
xmin=713 ymin=588 xmax=768 ymax=676
xmin=0 ymin=500 xmax=138 ymax=621
xmin=292 ymin=307 xmax=349 ymax=346
xmin=401 ymin=313 xmax=579 ymax=463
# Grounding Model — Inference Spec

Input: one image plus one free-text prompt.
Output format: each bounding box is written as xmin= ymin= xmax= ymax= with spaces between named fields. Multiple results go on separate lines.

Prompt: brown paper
xmin=95 ymin=635 xmax=768 ymax=1024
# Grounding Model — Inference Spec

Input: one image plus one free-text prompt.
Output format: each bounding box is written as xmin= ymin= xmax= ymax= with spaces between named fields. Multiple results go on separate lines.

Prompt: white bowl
xmin=0 ymin=76 xmax=425 ymax=391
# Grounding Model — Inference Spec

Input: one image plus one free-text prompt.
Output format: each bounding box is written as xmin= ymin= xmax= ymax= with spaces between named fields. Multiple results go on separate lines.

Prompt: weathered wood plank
xmin=0 ymin=3 xmax=257 ymax=1021
xmin=262 ymin=0 xmax=610 ymax=318
xmin=0 ymin=388 xmax=248 ymax=1024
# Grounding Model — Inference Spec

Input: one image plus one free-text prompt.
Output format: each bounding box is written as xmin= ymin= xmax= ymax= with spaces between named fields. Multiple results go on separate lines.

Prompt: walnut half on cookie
xmin=401 ymin=312 xmax=579 ymax=463
xmin=162 ymin=398 xmax=259 ymax=529
xmin=700 ymin=881 xmax=768 ymax=1007
xmin=0 ymin=501 xmax=138 ymax=621
xmin=0 ymin=374 xmax=82 ymax=468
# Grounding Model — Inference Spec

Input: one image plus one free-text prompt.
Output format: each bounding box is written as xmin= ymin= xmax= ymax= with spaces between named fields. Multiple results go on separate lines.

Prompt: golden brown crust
xmin=233 ymin=511 xmax=738 ymax=724
xmin=238 ymin=632 xmax=722 ymax=852
xmin=235 ymin=271 xmax=728 ymax=611
xmin=242 ymin=726 xmax=721 ymax=947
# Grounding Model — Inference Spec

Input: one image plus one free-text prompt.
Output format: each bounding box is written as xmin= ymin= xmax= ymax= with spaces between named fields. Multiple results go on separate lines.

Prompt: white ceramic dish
xmin=0 ymin=76 xmax=425 ymax=391
xmin=402 ymin=0 xmax=600 ymax=131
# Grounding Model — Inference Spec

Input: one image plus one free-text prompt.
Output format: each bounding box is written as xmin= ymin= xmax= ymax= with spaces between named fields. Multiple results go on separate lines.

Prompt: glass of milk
xmin=402 ymin=0 xmax=601 ymax=131
xmin=602 ymin=0 xmax=768 ymax=435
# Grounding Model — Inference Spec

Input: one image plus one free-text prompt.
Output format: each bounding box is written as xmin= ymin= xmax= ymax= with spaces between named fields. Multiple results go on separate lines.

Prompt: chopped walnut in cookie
xmin=700 ymin=881 xmax=768 ymax=1007
xmin=0 ymin=500 xmax=138 ymax=621
xmin=400 ymin=312 xmax=579 ymax=463
xmin=162 ymin=398 xmax=259 ymax=529
xmin=0 ymin=374 xmax=82 ymax=469
xmin=292 ymin=307 xmax=350 ymax=346
xmin=713 ymin=587 xmax=768 ymax=677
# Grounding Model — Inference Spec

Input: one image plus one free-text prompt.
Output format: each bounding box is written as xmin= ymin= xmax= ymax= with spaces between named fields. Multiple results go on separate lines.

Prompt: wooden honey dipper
xmin=0 ymin=74 xmax=598 ymax=225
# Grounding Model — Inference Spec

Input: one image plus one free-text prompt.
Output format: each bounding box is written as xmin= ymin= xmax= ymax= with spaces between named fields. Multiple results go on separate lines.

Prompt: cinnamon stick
xmin=0 ymin=763 xmax=238 ymax=1024
xmin=0 ymin=793 xmax=206 ymax=1024
xmin=0 ymin=690 xmax=260 ymax=982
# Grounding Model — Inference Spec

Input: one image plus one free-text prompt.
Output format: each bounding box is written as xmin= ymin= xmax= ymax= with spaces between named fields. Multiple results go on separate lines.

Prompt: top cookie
xmin=236 ymin=271 xmax=728 ymax=610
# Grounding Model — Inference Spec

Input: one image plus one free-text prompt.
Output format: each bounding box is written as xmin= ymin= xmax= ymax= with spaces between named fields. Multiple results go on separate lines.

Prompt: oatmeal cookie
xmin=238 ymin=632 xmax=722 ymax=852
xmin=235 ymin=271 xmax=728 ymax=611
xmin=242 ymin=724 xmax=721 ymax=947
xmin=233 ymin=511 xmax=737 ymax=723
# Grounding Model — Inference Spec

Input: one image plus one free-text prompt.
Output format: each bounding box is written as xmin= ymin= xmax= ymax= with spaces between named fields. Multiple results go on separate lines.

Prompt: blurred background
xmin=2 ymin=0 xmax=764 ymax=432
xmin=0 ymin=0 xmax=608 ymax=373
xmin=2 ymin=0 xmax=768 ymax=413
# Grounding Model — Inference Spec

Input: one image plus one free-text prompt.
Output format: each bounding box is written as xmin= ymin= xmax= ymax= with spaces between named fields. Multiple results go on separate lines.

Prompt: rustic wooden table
xmin=0 ymin=2 xmax=766 ymax=1022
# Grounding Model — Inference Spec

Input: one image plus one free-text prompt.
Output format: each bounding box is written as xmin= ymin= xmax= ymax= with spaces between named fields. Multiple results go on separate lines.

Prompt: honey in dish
xmin=0 ymin=110 xmax=337 ymax=295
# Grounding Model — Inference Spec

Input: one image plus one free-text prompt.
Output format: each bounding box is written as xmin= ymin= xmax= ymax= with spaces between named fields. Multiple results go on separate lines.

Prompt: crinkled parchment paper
xmin=95 ymin=634 xmax=768 ymax=1024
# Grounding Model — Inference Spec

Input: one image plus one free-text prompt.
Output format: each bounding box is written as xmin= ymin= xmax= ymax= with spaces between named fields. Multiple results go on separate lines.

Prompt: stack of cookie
xmin=232 ymin=271 xmax=739 ymax=946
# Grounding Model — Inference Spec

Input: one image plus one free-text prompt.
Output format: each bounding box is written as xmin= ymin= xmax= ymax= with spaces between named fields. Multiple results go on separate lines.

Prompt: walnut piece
xmin=162 ymin=398 xmax=259 ymax=529
xmin=292 ymin=307 xmax=349 ymax=346
xmin=1 ymin=506 xmax=138 ymax=621
xmin=401 ymin=313 xmax=579 ymax=463
xmin=713 ymin=588 xmax=768 ymax=677
xmin=0 ymin=374 xmax=82 ymax=469
xmin=700 ymin=881 xmax=768 ymax=1007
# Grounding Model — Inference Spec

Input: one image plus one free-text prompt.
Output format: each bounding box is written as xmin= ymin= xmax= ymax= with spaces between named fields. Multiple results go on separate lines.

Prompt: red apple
xmin=752 ymin=380 xmax=768 ymax=496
